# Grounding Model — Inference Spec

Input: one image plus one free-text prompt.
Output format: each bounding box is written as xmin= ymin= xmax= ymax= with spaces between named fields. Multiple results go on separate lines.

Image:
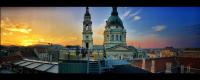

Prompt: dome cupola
xmin=106 ymin=7 xmax=124 ymax=28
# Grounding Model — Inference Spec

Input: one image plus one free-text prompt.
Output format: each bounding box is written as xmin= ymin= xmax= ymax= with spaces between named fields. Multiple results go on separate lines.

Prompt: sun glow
xmin=20 ymin=39 xmax=35 ymax=46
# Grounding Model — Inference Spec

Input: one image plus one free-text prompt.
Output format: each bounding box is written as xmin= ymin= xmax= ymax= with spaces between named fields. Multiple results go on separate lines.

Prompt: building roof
xmin=107 ymin=15 xmax=123 ymax=27
xmin=46 ymin=65 xmax=58 ymax=73
xmin=25 ymin=63 xmax=42 ymax=69
xmin=106 ymin=7 xmax=124 ymax=28
xmin=106 ymin=65 xmax=149 ymax=73
xmin=0 ymin=54 xmax=23 ymax=64
xmin=106 ymin=45 xmax=137 ymax=52
xmin=65 ymin=45 xmax=81 ymax=49
xmin=14 ymin=61 xmax=26 ymax=65
xmin=19 ymin=61 xmax=33 ymax=67
xmin=34 ymin=48 xmax=48 ymax=53
xmin=148 ymin=51 xmax=156 ymax=54
xmin=35 ymin=64 xmax=53 ymax=71
xmin=13 ymin=59 xmax=58 ymax=73
xmin=93 ymin=45 xmax=104 ymax=50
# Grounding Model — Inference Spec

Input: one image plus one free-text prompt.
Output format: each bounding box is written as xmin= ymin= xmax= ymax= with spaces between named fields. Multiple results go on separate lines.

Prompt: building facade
xmin=160 ymin=47 xmax=176 ymax=58
xmin=82 ymin=7 xmax=93 ymax=50
xmin=103 ymin=7 xmax=127 ymax=49
xmin=81 ymin=7 xmax=138 ymax=60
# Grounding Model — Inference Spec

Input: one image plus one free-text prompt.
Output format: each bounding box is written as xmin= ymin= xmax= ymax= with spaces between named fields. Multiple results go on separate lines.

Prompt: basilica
xmin=82 ymin=7 xmax=138 ymax=60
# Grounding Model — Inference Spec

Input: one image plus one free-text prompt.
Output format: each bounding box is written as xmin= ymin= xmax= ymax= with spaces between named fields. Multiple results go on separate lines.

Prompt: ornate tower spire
xmin=83 ymin=7 xmax=92 ymax=31
xmin=82 ymin=7 xmax=93 ymax=50
xmin=111 ymin=7 xmax=118 ymax=16
xmin=85 ymin=6 xmax=90 ymax=16
xmin=86 ymin=6 xmax=89 ymax=12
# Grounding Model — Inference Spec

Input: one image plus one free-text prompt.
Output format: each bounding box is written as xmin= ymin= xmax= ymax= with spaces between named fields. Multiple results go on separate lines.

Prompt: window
xmin=85 ymin=24 xmax=88 ymax=30
xmin=120 ymin=35 xmax=122 ymax=41
xmin=86 ymin=36 xmax=88 ymax=39
xmin=116 ymin=35 xmax=118 ymax=41
xmin=111 ymin=35 xmax=114 ymax=41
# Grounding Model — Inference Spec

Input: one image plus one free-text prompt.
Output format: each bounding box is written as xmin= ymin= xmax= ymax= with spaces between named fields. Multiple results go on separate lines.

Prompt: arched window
xmin=116 ymin=35 xmax=118 ymax=41
xmin=111 ymin=35 xmax=114 ymax=41
xmin=85 ymin=24 xmax=88 ymax=30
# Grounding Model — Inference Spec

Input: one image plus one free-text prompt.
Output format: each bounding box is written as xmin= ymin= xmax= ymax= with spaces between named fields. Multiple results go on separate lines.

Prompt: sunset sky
xmin=1 ymin=7 xmax=200 ymax=48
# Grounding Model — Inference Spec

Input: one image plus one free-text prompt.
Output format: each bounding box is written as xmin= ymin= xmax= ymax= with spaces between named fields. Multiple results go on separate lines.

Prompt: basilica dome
xmin=106 ymin=7 xmax=124 ymax=29
xmin=107 ymin=15 xmax=124 ymax=28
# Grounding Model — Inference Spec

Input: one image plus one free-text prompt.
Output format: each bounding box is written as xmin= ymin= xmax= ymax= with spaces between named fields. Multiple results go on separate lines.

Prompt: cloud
xmin=2 ymin=32 xmax=13 ymax=36
xmin=121 ymin=10 xmax=131 ymax=20
xmin=121 ymin=8 xmax=142 ymax=21
xmin=129 ymin=8 xmax=142 ymax=17
xmin=133 ymin=16 xmax=141 ymax=21
xmin=5 ymin=28 xmax=32 ymax=34
xmin=152 ymin=25 xmax=166 ymax=32
xmin=1 ymin=17 xmax=32 ymax=34
xmin=129 ymin=8 xmax=142 ymax=21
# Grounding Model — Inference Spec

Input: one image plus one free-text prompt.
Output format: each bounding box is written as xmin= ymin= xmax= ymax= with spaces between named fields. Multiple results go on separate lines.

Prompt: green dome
xmin=107 ymin=15 xmax=124 ymax=28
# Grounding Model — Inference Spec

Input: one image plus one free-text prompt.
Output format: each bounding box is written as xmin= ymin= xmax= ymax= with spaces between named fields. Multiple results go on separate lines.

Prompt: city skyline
xmin=1 ymin=7 xmax=200 ymax=48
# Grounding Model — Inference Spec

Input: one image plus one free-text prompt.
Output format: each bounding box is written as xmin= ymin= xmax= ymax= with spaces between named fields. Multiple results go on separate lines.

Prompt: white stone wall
xmin=104 ymin=25 xmax=127 ymax=49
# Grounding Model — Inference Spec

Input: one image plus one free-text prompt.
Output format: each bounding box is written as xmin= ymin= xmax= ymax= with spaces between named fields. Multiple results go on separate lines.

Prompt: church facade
xmin=103 ymin=7 xmax=127 ymax=49
xmin=82 ymin=7 xmax=138 ymax=60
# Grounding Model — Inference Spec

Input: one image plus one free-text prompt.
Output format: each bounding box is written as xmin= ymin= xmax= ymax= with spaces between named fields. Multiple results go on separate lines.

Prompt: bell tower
xmin=82 ymin=7 xmax=93 ymax=50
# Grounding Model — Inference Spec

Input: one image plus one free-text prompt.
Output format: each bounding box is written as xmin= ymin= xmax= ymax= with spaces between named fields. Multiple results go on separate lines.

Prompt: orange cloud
xmin=4 ymin=28 xmax=32 ymax=34
xmin=0 ymin=16 xmax=84 ymax=46
xmin=1 ymin=17 xmax=32 ymax=34
xmin=1 ymin=18 xmax=43 ymax=46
